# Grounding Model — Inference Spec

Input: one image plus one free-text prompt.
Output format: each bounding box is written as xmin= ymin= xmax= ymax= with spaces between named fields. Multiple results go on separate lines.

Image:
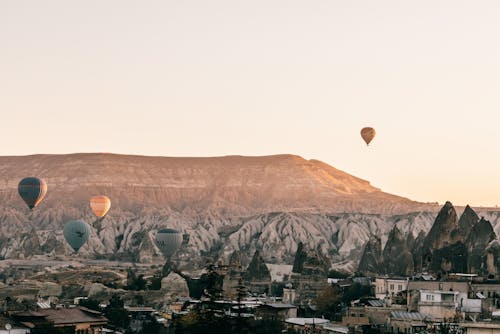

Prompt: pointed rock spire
xmin=358 ymin=235 xmax=382 ymax=275
xmin=459 ymin=205 xmax=480 ymax=239
xmin=383 ymin=226 xmax=414 ymax=276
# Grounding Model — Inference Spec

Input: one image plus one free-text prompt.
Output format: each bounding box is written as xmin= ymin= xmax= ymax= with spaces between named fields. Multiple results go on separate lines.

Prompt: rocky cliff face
xmin=357 ymin=203 xmax=500 ymax=277
xmin=423 ymin=202 xmax=461 ymax=251
xmin=357 ymin=236 xmax=382 ymax=275
xmin=382 ymin=226 xmax=414 ymax=276
xmin=1 ymin=153 xmax=500 ymax=275
xmin=244 ymin=250 xmax=271 ymax=282
xmin=459 ymin=205 xmax=480 ymax=239
xmin=466 ymin=217 xmax=496 ymax=274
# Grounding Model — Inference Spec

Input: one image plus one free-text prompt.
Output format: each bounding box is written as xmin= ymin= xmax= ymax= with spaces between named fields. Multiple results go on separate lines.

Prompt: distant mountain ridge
xmin=0 ymin=153 xmax=431 ymax=215
xmin=2 ymin=153 xmax=499 ymax=271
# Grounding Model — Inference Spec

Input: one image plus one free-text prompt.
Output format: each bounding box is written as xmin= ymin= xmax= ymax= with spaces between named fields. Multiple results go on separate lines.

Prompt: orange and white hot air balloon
xmin=360 ymin=127 xmax=376 ymax=146
xmin=90 ymin=195 xmax=111 ymax=218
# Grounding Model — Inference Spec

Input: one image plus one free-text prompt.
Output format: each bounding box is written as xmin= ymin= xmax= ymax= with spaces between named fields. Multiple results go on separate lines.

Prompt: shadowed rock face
xmin=243 ymin=250 xmax=271 ymax=282
xmin=357 ymin=202 xmax=499 ymax=277
xmin=466 ymin=218 xmax=497 ymax=274
xmin=412 ymin=231 xmax=427 ymax=272
xmin=292 ymin=242 xmax=330 ymax=276
xmin=422 ymin=202 xmax=466 ymax=274
xmin=383 ymin=227 xmax=414 ymax=276
xmin=423 ymin=202 xmax=461 ymax=252
xmin=358 ymin=236 xmax=382 ymax=275
xmin=459 ymin=205 xmax=480 ymax=239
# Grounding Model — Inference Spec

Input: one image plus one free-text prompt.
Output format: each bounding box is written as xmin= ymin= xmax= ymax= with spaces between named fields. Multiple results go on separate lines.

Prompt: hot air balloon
xmin=18 ymin=177 xmax=47 ymax=209
xmin=360 ymin=127 xmax=376 ymax=146
xmin=90 ymin=195 xmax=111 ymax=218
xmin=155 ymin=229 xmax=183 ymax=258
xmin=63 ymin=220 xmax=90 ymax=252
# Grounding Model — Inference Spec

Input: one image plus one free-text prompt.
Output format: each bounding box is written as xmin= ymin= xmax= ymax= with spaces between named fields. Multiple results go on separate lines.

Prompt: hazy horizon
xmin=3 ymin=1 xmax=500 ymax=207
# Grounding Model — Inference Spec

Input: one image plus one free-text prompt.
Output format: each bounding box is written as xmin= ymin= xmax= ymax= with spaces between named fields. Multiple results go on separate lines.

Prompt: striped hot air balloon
xmin=360 ymin=127 xmax=376 ymax=146
xmin=18 ymin=177 xmax=47 ymax=209
xmin=63 ymin=220 xmax=90 ymax=252
xmin=90 ymin=195 xmax=111 ymax=218
xmin=155 ymin=229 xmax=183 ymax=258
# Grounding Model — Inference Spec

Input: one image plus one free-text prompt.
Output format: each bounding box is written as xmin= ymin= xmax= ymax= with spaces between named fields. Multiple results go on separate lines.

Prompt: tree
xmin=127 ymin=268 xmax=147 ymax=291
xmin=342 ymin=282 xmax=372 ymax=304
xmin=105 ymin=294 xmax=130 ymax=330
xmin=79 ymin=298 xmax=101 ymax=311
xmin=316 ymin=284 xmax=342 ymax=320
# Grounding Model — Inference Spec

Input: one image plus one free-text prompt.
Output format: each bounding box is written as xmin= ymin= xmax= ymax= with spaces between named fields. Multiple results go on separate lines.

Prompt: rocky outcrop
xmin=243 ymin=250 xmax=271 ymax=282
xmin=161 ymin=272 xmax=190 ymax=297
xmin=412 ymin=231 xmax=427 ymax=272
xmin=358 ymin=236 xmax=382 ymax=275
xmin=421 ymin=202 xmax=467 ymax=274
xmin=466 ymin=218 xmax=496 ymax=274
xmin=459 ymin=205 xmax=480 ymax=239
xmin=423 ymin=202 xmax=461 ymax=251
xmin=382 ymin=227 xmax=414 ymax=276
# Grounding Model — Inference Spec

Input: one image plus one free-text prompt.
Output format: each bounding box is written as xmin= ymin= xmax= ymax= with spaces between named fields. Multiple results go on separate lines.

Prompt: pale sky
xmin=2 ymin=1 xmax=500 ymax=207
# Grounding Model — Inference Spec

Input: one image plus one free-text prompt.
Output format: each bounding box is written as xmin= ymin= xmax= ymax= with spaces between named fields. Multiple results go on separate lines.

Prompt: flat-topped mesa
xmin=0 ymin=153 xmax=427 ymax=215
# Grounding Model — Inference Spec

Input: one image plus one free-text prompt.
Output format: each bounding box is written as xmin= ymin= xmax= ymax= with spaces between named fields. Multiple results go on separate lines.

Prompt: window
xmin=390 ymin=284 xmax=394 ymax=291
xmin=426 ymin=294 xmax=435 ymax=301
xmin=398 ymin=284 xmax=403 ymax=291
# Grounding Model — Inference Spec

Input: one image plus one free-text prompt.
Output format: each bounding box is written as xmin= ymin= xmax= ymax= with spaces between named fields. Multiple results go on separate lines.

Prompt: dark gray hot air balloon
xmin=155 ymin=229 xmax=183 ymax=258
xmin=63 ymin=220 xmax=90 ymax=252
xmin=18 ymin=177 xmax=47 ymax=209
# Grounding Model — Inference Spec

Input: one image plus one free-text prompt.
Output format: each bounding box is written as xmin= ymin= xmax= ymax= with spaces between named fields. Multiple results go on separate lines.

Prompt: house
xmin=388 ymin=311 xmax=431 ymax=334
xmin=417 ymin=290 xmax=464 ymax=320
xmin=342 ymin=307 xmax=369 ymax=326
xmin=19 ymin=307 xmax=108 ymax=334
xmin=256 ymin=303 xmax=297 ymax=321
xmin=374 ymin=277 xmax=408 ymax=300
xmin=285 ymin=318 xmax=330 ymax=334
xmin=461 ymin=322 xmax=500 ymax=334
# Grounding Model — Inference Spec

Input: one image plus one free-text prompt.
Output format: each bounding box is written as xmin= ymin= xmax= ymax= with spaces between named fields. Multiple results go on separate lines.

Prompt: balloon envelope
xmin=63 ymin=220 xmax=90 ymax=252
xmin=155 ymin=229 xmax=183 ymax=258
xmin=360 ymin=127 xmax=376 ymax=145
xmin=18 ymin=177 xmax=47 ymax=209
xmin=90 ymin=195 xmax=111 ymax=218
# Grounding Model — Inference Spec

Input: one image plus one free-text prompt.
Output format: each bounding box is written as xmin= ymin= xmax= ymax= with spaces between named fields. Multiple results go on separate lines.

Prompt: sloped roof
xmin=390 ymin=311 xmax=431 ymax=321
xmin=367 ymin=300 xmax=384 ymax=307
xmin=38 ymin=307 xmax=107 ymax=325
xmin=285 ymin=318 xmax=329 ymax=326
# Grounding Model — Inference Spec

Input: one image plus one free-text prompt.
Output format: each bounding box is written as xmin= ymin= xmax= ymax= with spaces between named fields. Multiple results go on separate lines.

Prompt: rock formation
xmin=459 ymin=205 xmax=480 ymax=239
xmin=358 ymin=236 xmax=382 ymax=275
xmin=466 ymin=218 xmax=496 ymax=274
xmin=382 ymin=226 xmax=414 ymax=276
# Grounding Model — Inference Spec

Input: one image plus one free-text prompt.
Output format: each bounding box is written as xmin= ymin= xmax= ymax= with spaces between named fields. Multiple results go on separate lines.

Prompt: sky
xmin=2 ymin=1 xmax=500 ymax=207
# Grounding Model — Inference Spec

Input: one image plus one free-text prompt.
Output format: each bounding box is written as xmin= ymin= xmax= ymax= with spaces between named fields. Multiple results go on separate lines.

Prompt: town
xmin=0 ymin=202 xmax=499 ymax=334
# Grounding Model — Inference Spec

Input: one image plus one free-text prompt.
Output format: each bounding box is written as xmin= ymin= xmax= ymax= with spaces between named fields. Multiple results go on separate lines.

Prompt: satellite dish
xmin=5 ymin=323 xmax=12 ymax=330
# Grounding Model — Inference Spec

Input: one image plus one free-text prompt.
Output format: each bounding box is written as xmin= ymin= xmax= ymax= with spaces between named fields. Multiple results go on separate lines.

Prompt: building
xmin=388 ymin=311 xmax=431 ymax=334
xmin=283 ymin=285 xmax=297 ymax=304
xmin=461 ymin=322 xmax=500 ymax=334
xmin=256 ymin=303 xmax=297 ymax=321
xmin=407 ymin=280 xmax=470 ymax=295
xmin=284 ymin=318 xmax=330 ymax=334
xmin=416 ymin=290 xmax=466 ymax=320
xmin=342 ymin=307 xmax=370 ymax=326
xmin=17 ymin=307 xmax=108 ymax=334
xmin=374 ymin=277 xmax=408 ymax=300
